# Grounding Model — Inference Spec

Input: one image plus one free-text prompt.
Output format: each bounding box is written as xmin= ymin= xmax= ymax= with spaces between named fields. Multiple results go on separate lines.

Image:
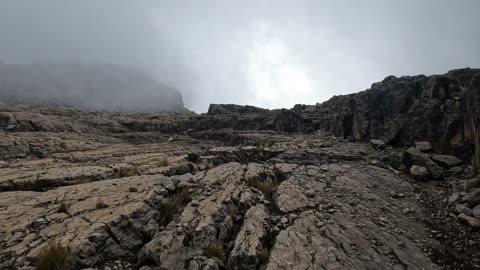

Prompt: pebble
xmin=473 ymin=205 xmax=480 ymax=218
xmin=455 ymin=204 xmax=473 ymax=216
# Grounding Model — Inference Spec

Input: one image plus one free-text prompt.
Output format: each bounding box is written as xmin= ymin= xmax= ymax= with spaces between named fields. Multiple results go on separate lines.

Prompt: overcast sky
xmin=0 ymin=1 xmax=479 ymax=112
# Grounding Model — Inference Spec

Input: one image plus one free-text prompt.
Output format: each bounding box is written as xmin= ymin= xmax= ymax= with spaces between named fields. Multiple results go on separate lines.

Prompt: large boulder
xmin=431 ymin=154 xmax=462 ymax=168
xmin=403 ymin=148 xmax=444 ymax=179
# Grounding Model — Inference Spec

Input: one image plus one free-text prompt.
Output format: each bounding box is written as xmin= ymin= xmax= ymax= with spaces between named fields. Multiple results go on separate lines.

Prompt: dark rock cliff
xmin=311 ymin=68 xmax=480 ymax=159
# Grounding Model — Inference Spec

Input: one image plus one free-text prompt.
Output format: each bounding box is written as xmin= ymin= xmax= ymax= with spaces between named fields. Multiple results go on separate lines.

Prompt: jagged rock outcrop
xmin=313 ymin=68 xmax=480 ymax=160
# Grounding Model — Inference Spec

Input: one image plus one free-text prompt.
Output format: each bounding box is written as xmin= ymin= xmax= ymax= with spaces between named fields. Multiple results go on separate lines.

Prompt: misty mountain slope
xmin=0 ymin=62 xmax=185 ymax=112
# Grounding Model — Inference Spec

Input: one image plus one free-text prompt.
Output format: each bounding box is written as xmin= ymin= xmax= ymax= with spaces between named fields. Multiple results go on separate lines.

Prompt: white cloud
xmin=247 ymin=22 xmax=314 ymax=109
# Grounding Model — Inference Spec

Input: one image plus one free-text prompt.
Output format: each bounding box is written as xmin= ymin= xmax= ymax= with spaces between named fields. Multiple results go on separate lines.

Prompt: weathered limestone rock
xmin=139 ymin=163 xmax=263 ymax=269
xmin=228 ymin=205 xmax=269 ymax=270
xmin=0 ymin=175 xmax=169 ymax=269
xmin=0 ymin=165 xmax=115 ymax=192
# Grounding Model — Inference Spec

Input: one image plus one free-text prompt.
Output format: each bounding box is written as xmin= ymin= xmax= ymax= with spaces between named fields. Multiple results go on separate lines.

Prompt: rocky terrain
xmin=0 ymin=68 xmax=479 ymax=270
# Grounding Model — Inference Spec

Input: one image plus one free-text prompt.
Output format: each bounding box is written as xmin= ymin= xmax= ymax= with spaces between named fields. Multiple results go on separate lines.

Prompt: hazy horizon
xmin=1 ymin=1 xmax=479 ymax=112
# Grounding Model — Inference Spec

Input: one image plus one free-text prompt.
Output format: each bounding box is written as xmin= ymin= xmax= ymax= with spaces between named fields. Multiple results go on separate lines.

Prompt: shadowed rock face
xmin=313 ymin=68 xmax=480 ymax=158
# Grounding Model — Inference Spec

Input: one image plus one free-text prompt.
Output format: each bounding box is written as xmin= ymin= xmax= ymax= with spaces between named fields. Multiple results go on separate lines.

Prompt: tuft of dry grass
xmin=159 ymin=157 xmax=170 ymax=167
xmin=160 ymin=188 xmax=189 ymax=226
xmin=95 ymin=198 xmax=108 ymax=209
xmin=119 ymin=166 xmax=139 ymax=178
xmin=258 ymin=247 xmax=270 ymax=265
xmin=226 ymin=203 xmax=237 ymax=217
xmin=249 ymin=178 xmax=274 ymax=197
xmin=36 ymin=241 xmax=70 ymax=270
xmin=205 ymin=240 xmax=223 ymax=260
xmin=199 ymin=159 xmax=215 ymax=170
xmin=57 ymin=202 xmax=69 ymax=214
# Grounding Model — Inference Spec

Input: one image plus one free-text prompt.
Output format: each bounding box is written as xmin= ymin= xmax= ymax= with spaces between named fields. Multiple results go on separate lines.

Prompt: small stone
xmin=31 ymin=218 xmax=47 ymax=230
xmin=160 ymin=177 xmax=176 ymax=191
xmin=288 ymin=214 xmax=298 ymax=223
xmin=448 ymin=192 xmax=460 ymax=205
xmin=464 ymin=188 xmax=480 ymax=207
xmin=305 ymin=190 xmax=315 ymax=198
xmin=415 ymin=141 xmax=432 ymax=152
xmin=458 ymin=213 xmax=480 ymax=228
xmin=473 ymin=205 xmax=480 ymax=218
xmin=327 ymin=208 xmax=336 ymax=214
xmin=455 ymin=204 xmax=473 ymax=216
xmin=431 ymin=155 xmax=462 ymax=168
xmin=370 ymin=139 xmax=385 ymax=150
xmin=281 ymin=217 xmax=288 ymax=224
xmin=171 ymin=173 xmax=193 ymax=185
xmin=465 ymin=177 xmax=480 ymax=190
xmin=191 ymin=200 xmax=200 ymax=207
xmin=410 ymin=165 xmax=429 ymax=181
xmin=177 ymin=182 xmax=195 ymax=189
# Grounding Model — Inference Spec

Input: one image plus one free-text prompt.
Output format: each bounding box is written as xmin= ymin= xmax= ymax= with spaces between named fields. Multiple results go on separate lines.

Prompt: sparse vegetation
xmin=118 ymin=165 xmax=139 ymax=178
xmin=159 ymin=188 xmax=189 ymax=226
xmin=200 ymin=159 xmax=215 ymax=170
xmin=36 ymin=241 xmax=70 ymax=270
xmin=205 ymin=240 xmax=223 ymax=260
xmin=95 ymin=198 xmax=108 ymax=209
xmin=256 ymin=144 xmax=270 ymax=151
xmin=258 ymin=247 xmax=270 ymax=265
xmin=249 ymin=178 xmax=274 ymax=197
xmin=226 ymin=203 xmax=237 ymax=217
xmin=57 ymin=202 xmax=69 ymax=214
xmin=159 ymin=157 xmax=170 ymax=167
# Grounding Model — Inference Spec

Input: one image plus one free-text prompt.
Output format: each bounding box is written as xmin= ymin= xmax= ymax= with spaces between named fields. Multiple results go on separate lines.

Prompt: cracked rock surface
xmin=0 ymin=101 xmax=479 ymax=270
